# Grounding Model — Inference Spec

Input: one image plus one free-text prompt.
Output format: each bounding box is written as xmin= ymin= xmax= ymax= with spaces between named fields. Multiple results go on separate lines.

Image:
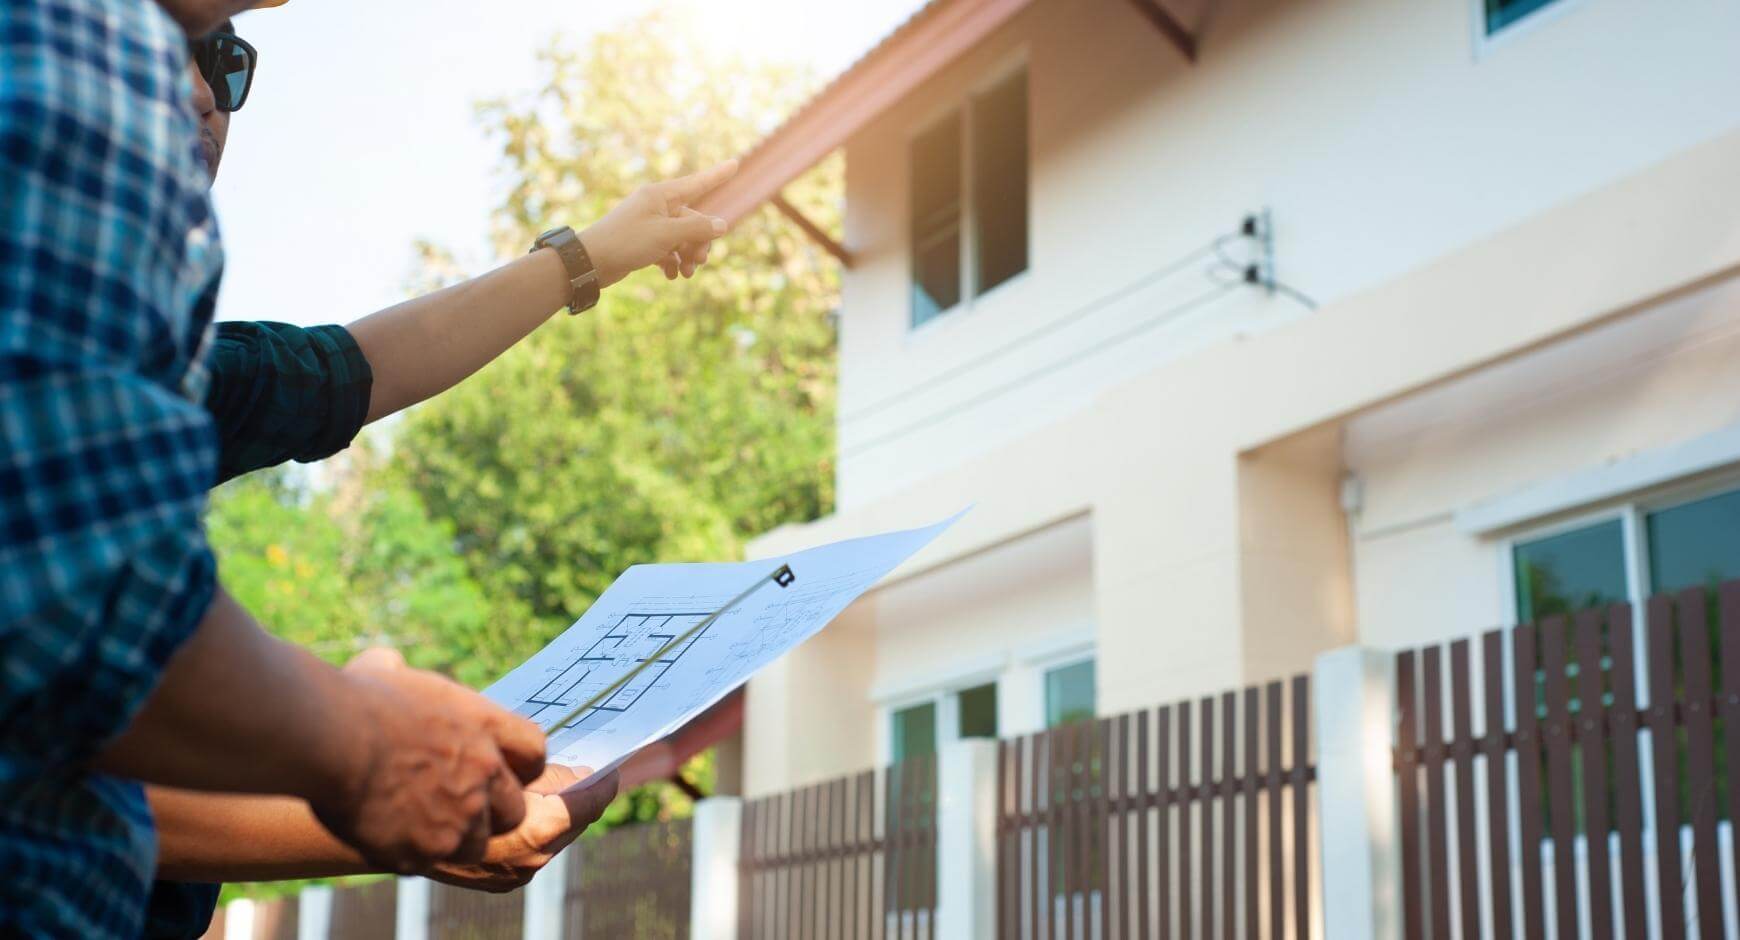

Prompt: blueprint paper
xmin=484 ymin=510 xmax=965 ymax=777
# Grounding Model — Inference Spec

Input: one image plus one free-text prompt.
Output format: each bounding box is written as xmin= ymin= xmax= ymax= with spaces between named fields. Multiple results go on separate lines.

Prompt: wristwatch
xmin=531 ymin=226 xmax=601 ymax=315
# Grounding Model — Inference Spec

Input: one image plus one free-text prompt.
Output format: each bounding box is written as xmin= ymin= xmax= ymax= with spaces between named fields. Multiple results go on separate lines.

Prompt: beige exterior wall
xmin=740 ymin=0 xmax=1740 ymax=795
xmin=1345 ymin=274 xmax=1740 ymax=650
xmin=835 ymin=0 xmax=1740 ymax=510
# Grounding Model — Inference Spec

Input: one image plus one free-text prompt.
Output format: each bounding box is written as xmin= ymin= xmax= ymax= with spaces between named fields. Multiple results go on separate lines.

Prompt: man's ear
xmin=155 ymin=0 xmax=253 ymax=38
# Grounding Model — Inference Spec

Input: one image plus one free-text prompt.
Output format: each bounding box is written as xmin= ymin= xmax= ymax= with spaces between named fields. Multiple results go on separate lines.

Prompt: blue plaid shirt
xmin=1 ymin=0 xmax=224 ymax=935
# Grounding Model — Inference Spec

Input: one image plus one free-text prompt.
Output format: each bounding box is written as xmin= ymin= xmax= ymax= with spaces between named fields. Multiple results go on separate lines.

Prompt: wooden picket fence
xmin=737 ymin=755 xmax=939 ymax=939
xmin=566 ymin=817 xmax=693 ymax=939
xmin=996 ymin=678 xmax=1317 ymax=939
xmin=1394 ymin=580 xmax=1740 ymax=940
xmin=329 ymin=879 xmax=397 ymax=940
xmin=428 ymin=881 xmax=524 ymax=940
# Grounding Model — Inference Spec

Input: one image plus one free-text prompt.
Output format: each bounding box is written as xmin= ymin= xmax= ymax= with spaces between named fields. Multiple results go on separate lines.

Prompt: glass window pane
xmin=1485 ymin=0 xmax=1562 ymax=35
xmin=910 ymin=115 xmax=962 ymax=326
xmin=957 ymin=683 xmax=998 ymax=739
xmin=1044 ymin=660 xmax=1095 ymax=728
xmin=891 ymin=701 xmax=936 ymax=762
xmin=1647 ymin=487 xmax=1740 ymax=596
xmin=972 ymin=71 xmax=1028 ymax=295
xmin=1512 ymin=519 xmax=1627 ymax=623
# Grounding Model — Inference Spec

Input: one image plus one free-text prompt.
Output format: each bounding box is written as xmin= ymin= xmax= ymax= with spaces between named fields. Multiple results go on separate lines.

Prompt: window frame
xmin=1500 ymin=472 xmax=1740 ymax=710
xmin=871 ymin=633 xmax=1094 ymax=764
xmin=1470 ymin=0 xmax=1585 ymax=57
xmin=1039 ymin=654 xmax=1097 ymax=730
xmin=904 ymin=53 xmax=1031 ymax=332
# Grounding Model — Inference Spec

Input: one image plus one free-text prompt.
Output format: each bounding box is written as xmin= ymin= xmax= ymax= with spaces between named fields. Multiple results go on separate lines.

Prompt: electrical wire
xmin=840 ymin=235 xmax=1228 ymax=425
xmin=837 ymin=216 xmax=1320 ymax=455
xmin=841 ymin=281 xmax=1241 ymax=458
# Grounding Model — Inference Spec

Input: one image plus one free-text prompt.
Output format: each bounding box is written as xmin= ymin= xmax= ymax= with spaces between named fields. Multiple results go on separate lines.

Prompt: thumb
xmin=663 ymin=208 xmax=727 ymax=247
xmin=344 ymin=646 xmax=406 ymax=673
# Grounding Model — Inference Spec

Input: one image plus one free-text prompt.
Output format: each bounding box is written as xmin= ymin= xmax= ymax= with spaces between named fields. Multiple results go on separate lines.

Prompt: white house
xmin=693 ymin=0 xmax=1740 ymax=798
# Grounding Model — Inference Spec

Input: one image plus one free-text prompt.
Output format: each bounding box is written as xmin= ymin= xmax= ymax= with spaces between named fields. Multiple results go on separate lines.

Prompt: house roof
xmin=696 ymin=0 xmax=1198 ymax=226
xmin=695 ymin=0 xmax=1041 ymax=225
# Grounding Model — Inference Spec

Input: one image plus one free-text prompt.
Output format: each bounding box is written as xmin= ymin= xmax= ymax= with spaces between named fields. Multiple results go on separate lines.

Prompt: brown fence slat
xmin=1479 ymin=630 xmax=1514 ymax=940
xmin=998 ymin=741 xmax=1014 ymax=940
xmin=1511 ymin=622 xmax=1548 ymax=940
xmin=1291 ymin=673 xmax=1311 ymax=940
xmin=1674 ymin=588 xmax=1722 ymax=940
xmin=1222 ymin=691 xmax=1237 ymax=940
xmin=1449 ymin=639 xmax=1480 ymax=940
xmin=1178 ymin=698 xmax=1193 ymax=940
xmin=1242 ymin=687 xmax=1260 ymax=940
xmin=1147 ymin=707 xmax=1163 ymax=940
xmin=1034 ymin=731 xmax=1048 ymax=940
xmin=1423 ymin=646 xmax=1452 ymax=940
xmin=1644 ymin=596 xmax=1686 ymax=939
xmin=1603 ymin=603 xmax=1648 ymax=940
xmin=1266 ymin=681 xmax=1284 ymax=940
xmin=1539 ymin=616 xmax=1580 ymax=940
xmin=1158 ymin=705 xmax=1174 ymax=940
xmin=1396 ymin=651 xmax=1423 ymax=940
xmin=1071 ymin=721 xmax=1090 ymax=940
xmin=1200 ymin=697 xmax=1214 ymax=940
xmin=1141 ymin=710 xmax=1155 ymax=940
xmin=1103 ymin=720 xmax=1120 ymax=940
xmin=1722 ymin=582 xmax=1740 ymax=913
xmin=1572 ymin=610 xmax=1613 ymax=940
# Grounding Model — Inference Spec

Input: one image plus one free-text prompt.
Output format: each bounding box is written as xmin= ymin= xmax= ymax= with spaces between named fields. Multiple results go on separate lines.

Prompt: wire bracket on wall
xmin=1244 ymin=209 xmax=1276 ymax=295
xmin=1216 ymin=208 xmax=1318 ymax=310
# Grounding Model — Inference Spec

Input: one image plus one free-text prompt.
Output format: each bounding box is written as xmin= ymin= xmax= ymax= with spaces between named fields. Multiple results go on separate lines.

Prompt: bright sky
xmin=211 ymin=0 xmax=927 ymax=326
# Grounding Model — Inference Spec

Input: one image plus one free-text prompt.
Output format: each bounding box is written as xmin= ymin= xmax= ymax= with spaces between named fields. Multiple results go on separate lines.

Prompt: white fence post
xmin=297 ymin=885 xmax=332 ymax=940
xmin=394 ymin=877 xmax=430 ymax=940
xmin=223 ymin=899 xmax=254 ymax=940
xmin=1314 ymin=645 xmax=1399 ymax=940
xmin=524 ymin=848 xmax=569 ymax=940
xmin=936 ymin=738 xmax=998 ymax=940
xmin=691 ymin=797 xmax=744 ymax=940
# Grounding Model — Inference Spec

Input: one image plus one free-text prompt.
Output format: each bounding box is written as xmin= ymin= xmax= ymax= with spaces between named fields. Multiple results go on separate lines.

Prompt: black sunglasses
xmin=190 ymin=31 xmax=257 ymax=113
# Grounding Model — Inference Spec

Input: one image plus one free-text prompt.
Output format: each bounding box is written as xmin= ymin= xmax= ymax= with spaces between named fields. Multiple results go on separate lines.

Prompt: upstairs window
xmin=910 ymin=118 xmax=963 ymax=326
xmin=1483 ymin=0 xmax=1566 ymax=37
xmin=973 ymin=71 xmax=1029 ymax=297
xmin=909 ymin=68 xmax=1029 ymax=328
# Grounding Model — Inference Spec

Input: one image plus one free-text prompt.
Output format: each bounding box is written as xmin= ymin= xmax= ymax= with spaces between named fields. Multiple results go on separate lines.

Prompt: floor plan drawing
xmin=519 ymin=611 xmax=713 ymax=734
xmin=484 ymin=510 xmax=966 ymax=777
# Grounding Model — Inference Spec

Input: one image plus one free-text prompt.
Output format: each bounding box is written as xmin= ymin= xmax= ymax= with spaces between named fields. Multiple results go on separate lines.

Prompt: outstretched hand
xmin=428 ymin=764 xmax=620 ymax=893
xmin=579 ymin=160 xmax=739 ymax=288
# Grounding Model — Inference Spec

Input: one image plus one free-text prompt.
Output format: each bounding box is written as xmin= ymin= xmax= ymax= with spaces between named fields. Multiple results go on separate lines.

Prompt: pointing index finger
xmin=663 ymin=160 xmax=740 ymax=208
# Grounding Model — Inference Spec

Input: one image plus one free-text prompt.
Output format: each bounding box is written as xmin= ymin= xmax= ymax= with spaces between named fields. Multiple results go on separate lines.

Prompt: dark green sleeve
xmin=203 ymin=321 xmax=374 ymax=484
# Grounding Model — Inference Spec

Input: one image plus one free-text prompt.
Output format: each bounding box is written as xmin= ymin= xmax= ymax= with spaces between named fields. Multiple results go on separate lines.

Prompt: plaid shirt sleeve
xmin=1 ymin=0 xmax=225 ymax=932
xmin=205 ymin=321 xmax=374 ymax=483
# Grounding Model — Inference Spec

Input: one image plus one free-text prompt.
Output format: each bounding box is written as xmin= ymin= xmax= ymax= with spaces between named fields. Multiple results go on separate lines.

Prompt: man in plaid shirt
xmin=0 ymin=1 xmax=554 ymax=934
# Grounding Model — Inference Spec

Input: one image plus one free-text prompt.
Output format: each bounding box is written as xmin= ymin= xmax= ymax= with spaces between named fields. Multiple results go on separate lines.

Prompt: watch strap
xmin=531 ymin=226 xmax=600 ymax=315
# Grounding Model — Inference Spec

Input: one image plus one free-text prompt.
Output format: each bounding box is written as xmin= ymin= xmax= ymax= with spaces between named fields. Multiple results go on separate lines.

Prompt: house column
xmin=297 ymin=885 xmax=332 ymax=940
xmin=935 ymin=738 xmax=998 ymax=940
xmin=690 ymin=797 xmax=744 ymax=940
xmin=1313 ymin=646 xmax=1400 ymax=940
xmin=523 ymin=849 xmax=569 ymax=940
xmin=394 ymin=878 xmax=430 ymax=940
